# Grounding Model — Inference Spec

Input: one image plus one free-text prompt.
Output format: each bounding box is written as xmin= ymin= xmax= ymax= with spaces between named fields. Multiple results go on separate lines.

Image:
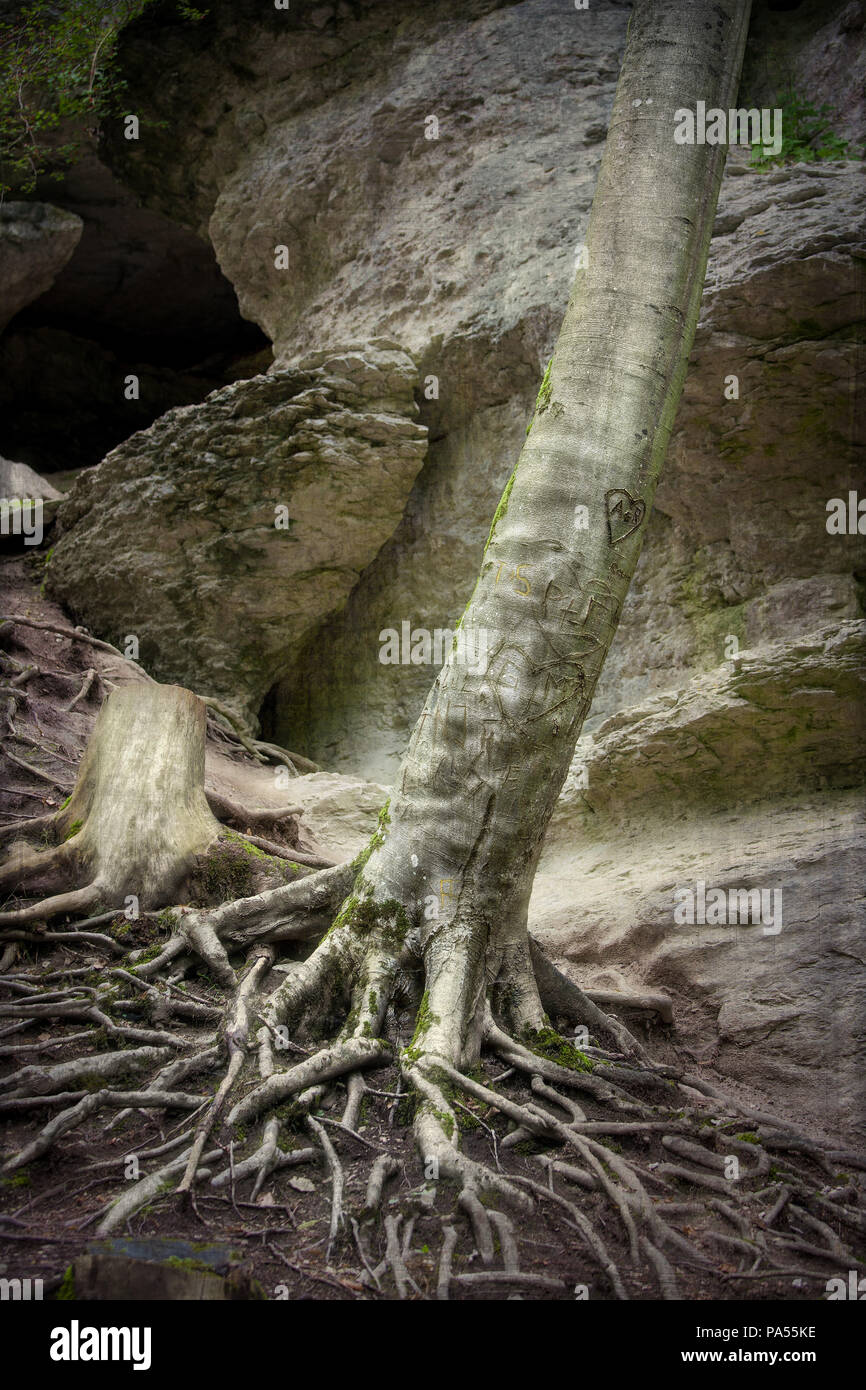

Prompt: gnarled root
xmin=0 ymin=684 xmax=314 ymax=928
xmin=2 ymin=853 xmax=863 ymax=1301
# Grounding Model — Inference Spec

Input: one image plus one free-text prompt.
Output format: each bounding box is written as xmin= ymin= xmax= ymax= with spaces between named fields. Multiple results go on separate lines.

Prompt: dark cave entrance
xmin=0 ymin=157 xmax=271 ymax=478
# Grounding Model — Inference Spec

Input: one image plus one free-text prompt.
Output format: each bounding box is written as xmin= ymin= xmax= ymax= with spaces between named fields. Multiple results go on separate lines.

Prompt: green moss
xmin=679 ymin=553 xmax=748 ymax=672
xmin=0 ymin=1171 xmax=30 ymax=1188
xmin=39 ymin=547 xmax=55 ymax=596
xmin=455 ymin=1104 xmax=481 ymax=1134
xmin=748 ymin=89 xmax=863 ymax=169
xmin=483 ymin=469 xmax=516 ymax=553
xmin=395 ymin=1092 xmax=417 ymax=1126
xmin=350 ymin=799 xmax=391 ymax=874
xmin=535 ymin=357 xmax=553 ymax=411
xmin=271 ymin=1102 xmax=309 ymax=1134
xmin=402 ymin=990 xmax=440 ymax=1064
xmin=433 ymin=1109 xmax=455 ymax=1141
xmin=596 ymin=1137 xmax=623 ymax=1154
xmin=190 ymin=836 xmax=255 ymax=905
xmin=222 ymin=829 xmax=272 ymax=860
xmin=326 ymin=880 xmax=410 ymax=955
xmin=63 ymin=819 xmax=83 ymax=841
xmin=735 ymin=1131 xmax=759 ymax=1144
xmin=522 ymin=1026 xmax=594 ymax=1073
xmin=56 ymin=1265 xmax=76 ymax=1301
xmin=525 ymin=356 xmax=555 ymax=438
xmin=128 ymin=942 xmax=163 ymax=967
xmin=164 ymin=1256 xmax=216 ymax=1275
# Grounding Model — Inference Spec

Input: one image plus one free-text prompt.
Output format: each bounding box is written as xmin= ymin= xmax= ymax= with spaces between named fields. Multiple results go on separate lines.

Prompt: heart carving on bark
xmin=605 ymin=488 xmax=646 ymax=544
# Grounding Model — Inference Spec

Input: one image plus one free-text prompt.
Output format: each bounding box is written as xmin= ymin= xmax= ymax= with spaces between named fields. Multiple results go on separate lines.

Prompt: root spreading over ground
xmin=2 ymin=830 xmax=864 ymax=1299
xmin=0 ymin=630 xmax=863 ymax=1299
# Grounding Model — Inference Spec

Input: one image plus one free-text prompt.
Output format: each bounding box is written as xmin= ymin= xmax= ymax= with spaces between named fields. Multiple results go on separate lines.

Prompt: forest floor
xmin=1 ymin=548 xmax=863 ymax=1301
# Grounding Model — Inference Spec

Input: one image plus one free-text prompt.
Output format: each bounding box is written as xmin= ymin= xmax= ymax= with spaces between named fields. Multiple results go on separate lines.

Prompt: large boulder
xmin=0 ymin=202 xmax=83 ymax=334
xmin=530 ymin=622 xmax=866 ymax=1144
xmin=47 ymin=343 xmax=427 ymax=726
xmin=271 ymin=157 xmax=866 ymax=778
xmin=0 ymin=456 xmax=64 ymax=504
xmin=91 ymin=0 xmax=865 ymax=774
xmin=0 ymin=456 xmax=64 ymax=544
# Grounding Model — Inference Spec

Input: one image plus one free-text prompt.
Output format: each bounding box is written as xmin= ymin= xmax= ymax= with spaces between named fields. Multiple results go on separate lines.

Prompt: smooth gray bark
xmin=0 ymin=685 xmax=222 ymax=923
xmin=320 ymin=0 xmax=754 ymax=1073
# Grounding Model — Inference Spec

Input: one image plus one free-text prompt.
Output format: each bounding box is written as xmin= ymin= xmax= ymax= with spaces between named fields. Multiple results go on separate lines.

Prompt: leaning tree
xmin=2 ymin=0 xmax=863 ymax=1297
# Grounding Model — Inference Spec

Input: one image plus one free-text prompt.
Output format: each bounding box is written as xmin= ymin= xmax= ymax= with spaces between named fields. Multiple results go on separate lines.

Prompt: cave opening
xmin=0 ymin=157 xmax=271 ymax=479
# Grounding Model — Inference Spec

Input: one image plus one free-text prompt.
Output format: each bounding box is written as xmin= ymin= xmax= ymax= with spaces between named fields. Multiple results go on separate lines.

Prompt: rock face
xmin=588 ymin=157 xmax=866 ymax=729
xmin=290 ymin=772 xmax=389 ymax=863
xmin=47 ymin=344 xmax=427 ymax=724
xmin=34 ymin=0 xmax=865 ymax=1135
xmin=0 ymin=456 xmax=64 ymax=504
xmin=227 ymin=0 xmax=629 ymax=770
xmin=0 ymin=202 xmax=83 ymax=334
xmin=101 ymin=0 xmax=865 ymax=778
xmin=531 ymin=622 xmax=866 ymax=1142
xmin=272 ymin=156 xmax=865 ymax=777
xmin=0 ymin=456 xmax=64 ymax=545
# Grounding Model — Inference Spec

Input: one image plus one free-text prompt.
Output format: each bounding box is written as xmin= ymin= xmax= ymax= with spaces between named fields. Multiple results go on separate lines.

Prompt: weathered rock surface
xmin=532 ymin=789 xmax=865 ymax=1144
xmin=47 ymin=344 xmax=427 ymax=724
xmin=531 ymin=623 xmax=866 ymax=1143
xmin=27 ymin=0 xmax=865 ymax=1138
xmin=91 ymin=0 xmax=863 ymax=773
xmin=273 ymin=156 xmax=865 ymax=780
xmin=290 ymin=772 xmax=389 ymax=863
xmin=0 ymin=456 xmax=64 ymax=504
xmin=0 ymin=201 xmax=82 ymax=334
xmin=590 ymin=158 xmax=866 ymax=729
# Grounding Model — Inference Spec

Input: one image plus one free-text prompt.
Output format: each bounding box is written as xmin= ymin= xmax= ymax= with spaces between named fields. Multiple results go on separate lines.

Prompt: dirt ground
xmin=1 ymin=547 xmax=863 ymax=1302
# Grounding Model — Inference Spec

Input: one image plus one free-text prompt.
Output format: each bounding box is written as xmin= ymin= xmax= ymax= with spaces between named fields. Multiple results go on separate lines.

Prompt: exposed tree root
xmin=0 ymin=684 xmax=324 ymax=929
xmin=0 ymin=671 xmax=860 ymax=1298
xmin=2 ymin=877 xmax=861 ymax=1300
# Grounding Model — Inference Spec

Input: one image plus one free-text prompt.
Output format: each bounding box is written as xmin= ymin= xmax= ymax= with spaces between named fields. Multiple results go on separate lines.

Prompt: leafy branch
xmin=750 ymin=88 xmax=864 ymax=168
xmin=0 ymin=0 xmax=206 ymax=196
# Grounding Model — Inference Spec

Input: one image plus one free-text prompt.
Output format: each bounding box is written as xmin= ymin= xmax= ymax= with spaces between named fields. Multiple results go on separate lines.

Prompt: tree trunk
xmin=1 ymin=685 xmax=224 ymax=923
xmin=349 ymin=0 xmax=750 ymax=1021
xmin=244 ymin=0 xmax=752 ymax=1184
xmin=3 ymin=0 xmax=795 ymax=1273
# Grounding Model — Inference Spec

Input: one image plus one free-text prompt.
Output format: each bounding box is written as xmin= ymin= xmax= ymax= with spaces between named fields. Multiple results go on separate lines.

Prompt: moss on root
xmin=402 ymin=990 xmax=440 ymax=1064
xmin=327 ymin=874 xmax=411 ymax=955
xmin=163 ymin=1256 xmax=216 ymax=1275
xmin=522 ymin=1026 xmax=594 ymax=1072
xmin=350 ymin=799 xmax=391 ymax=874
